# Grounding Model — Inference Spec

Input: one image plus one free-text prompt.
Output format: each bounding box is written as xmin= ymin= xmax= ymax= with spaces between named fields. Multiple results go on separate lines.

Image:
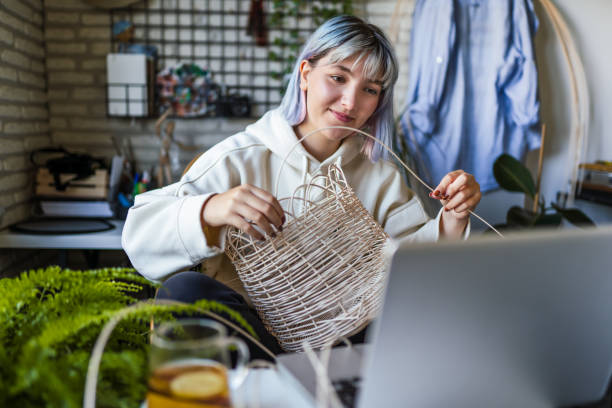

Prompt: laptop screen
xmin=359 ymin=226 xmax=612 ymax=408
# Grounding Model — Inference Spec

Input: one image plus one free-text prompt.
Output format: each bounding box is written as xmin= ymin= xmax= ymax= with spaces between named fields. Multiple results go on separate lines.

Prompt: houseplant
xmin=0 ymin=266 xmax=254 ymax=408
xmin=493 ymin=153 xmax=594 ymax=229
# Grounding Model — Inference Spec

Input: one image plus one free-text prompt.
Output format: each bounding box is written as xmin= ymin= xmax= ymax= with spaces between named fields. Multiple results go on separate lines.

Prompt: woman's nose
xmin=341 ymin=87 xmax=357 ymax=111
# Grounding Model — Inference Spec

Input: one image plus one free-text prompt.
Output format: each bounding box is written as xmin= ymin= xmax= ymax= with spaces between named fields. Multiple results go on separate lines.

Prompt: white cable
xmin=303 ymin=341 xmax=344 ymax=408
xmin=336 ymin=336 xmax=353 ymax=348
xmin=276 ymin=125 xmax=504 ymax=237
xmin=84 ymin=302 xmax=146 ymax=408
xmin=243 ymin=360 xmax=276 ymax=408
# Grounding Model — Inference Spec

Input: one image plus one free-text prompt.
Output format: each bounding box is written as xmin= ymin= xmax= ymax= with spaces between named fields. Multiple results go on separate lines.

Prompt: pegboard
xmin=109 ymin=0 xmax=324 ymax=118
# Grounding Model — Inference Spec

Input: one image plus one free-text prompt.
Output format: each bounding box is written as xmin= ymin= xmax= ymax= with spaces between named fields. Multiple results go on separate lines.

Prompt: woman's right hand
xmin=201 ymin=184 xmax=285 ymax=241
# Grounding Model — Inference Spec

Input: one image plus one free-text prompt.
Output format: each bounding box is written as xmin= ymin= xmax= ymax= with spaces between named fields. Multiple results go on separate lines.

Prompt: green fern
xmin=0 ymin=267 xmax=256 ymax=408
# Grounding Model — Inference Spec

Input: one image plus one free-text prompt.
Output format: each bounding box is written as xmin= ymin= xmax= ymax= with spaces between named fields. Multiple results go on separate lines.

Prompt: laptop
xmin=279 ymin=226 xmax=612 ymax=408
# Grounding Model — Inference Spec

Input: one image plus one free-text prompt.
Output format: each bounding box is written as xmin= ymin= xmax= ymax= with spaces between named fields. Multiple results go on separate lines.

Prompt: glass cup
xmin=147 ymin=318 xmax=249 ymax=408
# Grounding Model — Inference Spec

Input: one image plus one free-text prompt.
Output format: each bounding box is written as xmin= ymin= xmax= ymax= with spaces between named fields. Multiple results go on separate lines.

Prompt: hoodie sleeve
xmin=370 ymin=163 xmax=439 ymax=243
xmin=121 ymin=147 xmax=241 ymax=282
xmin=374 ymin=164 xmax=470 ymax=244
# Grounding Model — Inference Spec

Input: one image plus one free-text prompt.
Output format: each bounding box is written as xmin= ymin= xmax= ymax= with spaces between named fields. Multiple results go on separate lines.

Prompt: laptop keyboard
xmin=332 ymin=376 xmax=361 ymax=408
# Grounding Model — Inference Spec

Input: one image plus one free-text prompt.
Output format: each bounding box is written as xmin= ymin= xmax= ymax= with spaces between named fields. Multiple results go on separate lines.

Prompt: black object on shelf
xmin=216 ymin=93 xmax=252 ymax=118
xmin=9 ymin=217 xmax=115 ymax=235
xmin=577 ymin=186 xmax=612 ymax=207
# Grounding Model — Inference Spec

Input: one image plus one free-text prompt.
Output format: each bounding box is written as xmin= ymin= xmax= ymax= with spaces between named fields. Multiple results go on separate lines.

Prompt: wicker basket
xmin=225 ymin=164 xmax=390 ymax=352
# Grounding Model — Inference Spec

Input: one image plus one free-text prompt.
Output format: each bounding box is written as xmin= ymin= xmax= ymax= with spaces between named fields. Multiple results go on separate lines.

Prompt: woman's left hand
xmin=431 ymin=170 xmax=481 ymax=221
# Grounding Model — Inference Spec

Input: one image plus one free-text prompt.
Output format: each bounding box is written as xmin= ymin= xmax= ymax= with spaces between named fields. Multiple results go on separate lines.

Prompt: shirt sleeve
xmin=497 ymin=0 xmax=540 ymax=131
xmin=403 ymin=0 xmax=456 ymax=135
xmin=121 ymin=151 xmax=238 ymax=282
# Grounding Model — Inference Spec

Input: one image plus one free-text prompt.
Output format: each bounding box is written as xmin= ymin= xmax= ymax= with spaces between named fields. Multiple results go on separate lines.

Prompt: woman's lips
xmin=330 ymin=109 xmax=353 ymax=123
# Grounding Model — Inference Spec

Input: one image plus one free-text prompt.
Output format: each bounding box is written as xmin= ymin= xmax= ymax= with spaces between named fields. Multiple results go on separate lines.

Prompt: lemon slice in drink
xmin=169 ymin=370 xmax=226 ymax=399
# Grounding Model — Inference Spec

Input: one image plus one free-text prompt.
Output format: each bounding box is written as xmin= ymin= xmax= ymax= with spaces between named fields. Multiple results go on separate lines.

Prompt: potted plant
xmin=493 ymin=153 xmax=594 ymax=229
xmin=0 ymin=266 xmax=254 ymax=408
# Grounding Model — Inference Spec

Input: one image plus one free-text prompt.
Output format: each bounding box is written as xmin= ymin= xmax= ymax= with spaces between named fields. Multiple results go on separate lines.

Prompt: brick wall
xmin=366 ymin=0 xmax=415 ymax=111
xmin=45 ymin=0 xmax=127 ymax=162
xmin=0 ymin=0 xmax=52 ymax=275
xmin=44 ymin=0 xmax=251 ymax=181
xmin=0 ymin=0 xmax=415 ymax=275
xmin=42 ymin=0 xmax=415 ymax=179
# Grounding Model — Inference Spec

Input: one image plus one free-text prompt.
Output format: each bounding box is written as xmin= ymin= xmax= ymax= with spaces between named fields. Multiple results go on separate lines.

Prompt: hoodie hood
xmin=244 ymin=108 xmax=365 ymax=174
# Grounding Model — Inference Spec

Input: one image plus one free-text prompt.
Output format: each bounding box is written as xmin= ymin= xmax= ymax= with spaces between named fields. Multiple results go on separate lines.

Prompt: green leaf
xmin=493 ymin=154 xmax=536 ymax=198
xmin=0 ymin=267 xmax=255 ymax=407
xmin=506 ymin=206 xmax=538 ymax=227
xmin=551 ymin=203 xmax=596 ymax=227
xmin=534 ymin=212 xmax=563 ymax=227
xmin=266 ymin=0 xmax=355 ymax=86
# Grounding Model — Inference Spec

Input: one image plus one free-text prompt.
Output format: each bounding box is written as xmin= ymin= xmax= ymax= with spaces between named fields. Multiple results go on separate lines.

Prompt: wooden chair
xmin=182 ymin=153 xmax=203 ymax=177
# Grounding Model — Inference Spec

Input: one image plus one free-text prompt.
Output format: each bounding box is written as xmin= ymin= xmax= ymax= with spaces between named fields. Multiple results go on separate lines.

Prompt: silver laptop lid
xmin=359 ymin=226 xmax=612 ymax=408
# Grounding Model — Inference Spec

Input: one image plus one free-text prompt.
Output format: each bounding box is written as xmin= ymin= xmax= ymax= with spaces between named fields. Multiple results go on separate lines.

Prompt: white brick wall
xmin=362 ymin=0 xmax=416 ymax=111
xmin=42 ymin=0 xmax=266 ymax=178
xmin=0 ymin=0 xmax=418 ymax=275
xmin=38 ymin=0 xmax=417 ymax=177
xmin=0 ymin=0 xmax=50 ymax=274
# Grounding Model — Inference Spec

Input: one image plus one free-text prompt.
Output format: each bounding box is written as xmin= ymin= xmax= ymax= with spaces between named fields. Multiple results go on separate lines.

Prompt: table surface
xmin=0 ymin=219 xmax=124 ymax=250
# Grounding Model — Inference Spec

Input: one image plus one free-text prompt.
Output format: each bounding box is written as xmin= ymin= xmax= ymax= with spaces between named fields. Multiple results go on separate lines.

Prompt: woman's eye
xmin=365 ymin=88 xmax=379 ymax=96
xmin=330 ymin=75 xmax=344 ymax=83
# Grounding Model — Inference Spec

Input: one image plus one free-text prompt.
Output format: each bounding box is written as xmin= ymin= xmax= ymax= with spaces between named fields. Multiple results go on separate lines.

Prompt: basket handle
xmin=274 ymin=125 xmax=503 ymax=237
xmin=274 ymin=126 xmax=431 ymax=197
xmin=280 ymin=174 xmax=347 ymax=221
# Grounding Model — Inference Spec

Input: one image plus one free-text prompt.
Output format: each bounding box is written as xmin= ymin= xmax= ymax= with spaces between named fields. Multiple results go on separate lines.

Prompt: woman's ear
xmin=299 ymin=60 xmax=311 ymax=91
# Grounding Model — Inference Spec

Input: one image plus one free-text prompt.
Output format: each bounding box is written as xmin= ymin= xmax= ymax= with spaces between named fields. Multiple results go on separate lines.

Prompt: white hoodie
xmin=122 ymin=109 xmax=452 ymax=302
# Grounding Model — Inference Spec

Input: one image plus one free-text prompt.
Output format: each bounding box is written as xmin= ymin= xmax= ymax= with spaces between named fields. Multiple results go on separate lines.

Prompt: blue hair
xmin=279 ymin=15 xmax=399 ymax=162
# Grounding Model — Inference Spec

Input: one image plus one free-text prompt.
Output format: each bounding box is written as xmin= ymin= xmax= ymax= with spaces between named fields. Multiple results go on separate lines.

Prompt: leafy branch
xmin=267 ymin=0 xmax=354 ymax=88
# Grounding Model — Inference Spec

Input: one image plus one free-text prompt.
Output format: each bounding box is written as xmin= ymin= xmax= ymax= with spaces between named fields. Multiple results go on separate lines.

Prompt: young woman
xmin=122 ymin=15 xmax=481 ymax=359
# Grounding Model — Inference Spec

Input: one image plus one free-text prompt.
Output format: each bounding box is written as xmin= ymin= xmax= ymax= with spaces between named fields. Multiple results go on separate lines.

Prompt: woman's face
xmin=297 ymin=53 xmax=382 ymax=145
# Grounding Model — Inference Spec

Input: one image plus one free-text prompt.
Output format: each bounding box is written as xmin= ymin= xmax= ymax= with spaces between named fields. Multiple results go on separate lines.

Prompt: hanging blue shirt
xmin=400 ymin=0 xmax=541 ymax=192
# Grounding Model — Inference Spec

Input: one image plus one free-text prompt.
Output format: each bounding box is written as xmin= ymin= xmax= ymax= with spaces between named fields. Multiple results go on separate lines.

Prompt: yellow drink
xmin=147 ymin=359 xmax=231 ymax=408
